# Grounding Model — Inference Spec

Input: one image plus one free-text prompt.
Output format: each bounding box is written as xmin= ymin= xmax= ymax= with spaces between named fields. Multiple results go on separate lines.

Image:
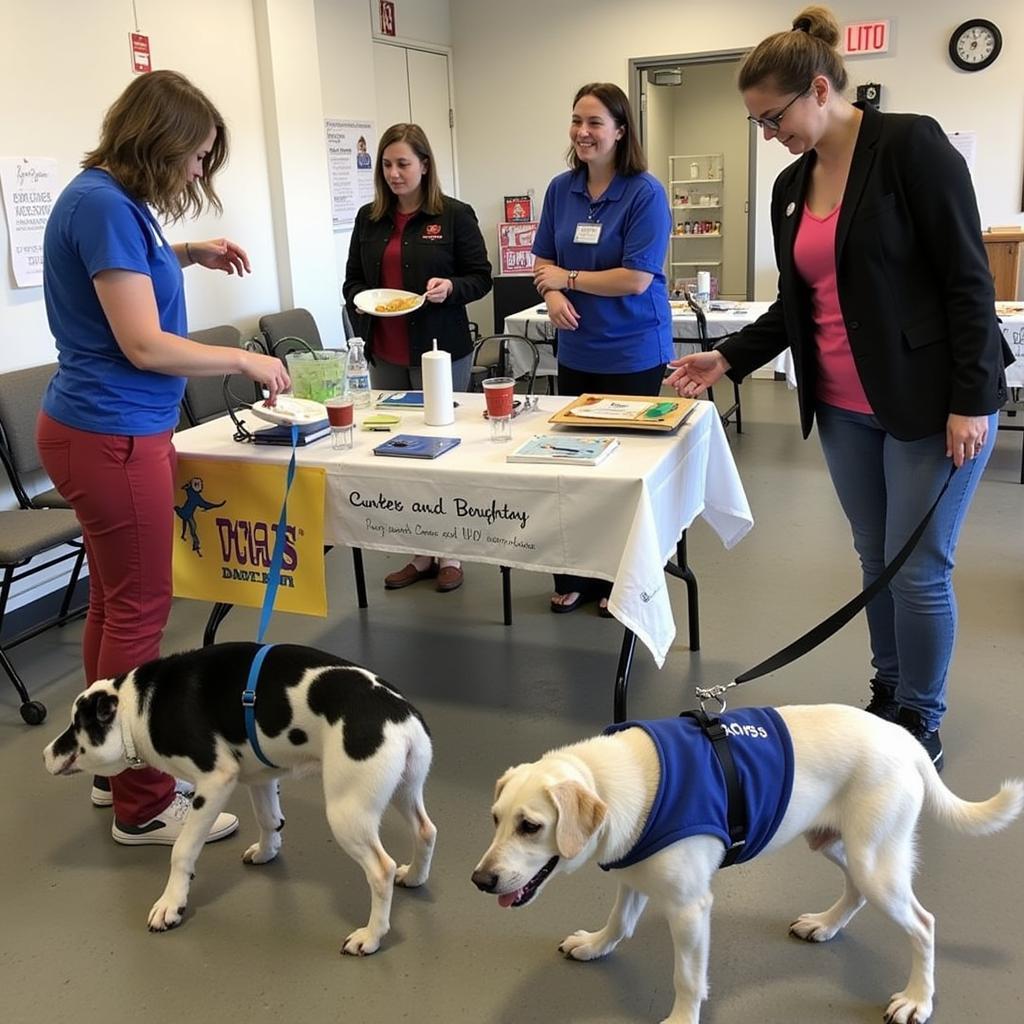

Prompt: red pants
xmin=37 ymin=411 xmax=177 ymax=824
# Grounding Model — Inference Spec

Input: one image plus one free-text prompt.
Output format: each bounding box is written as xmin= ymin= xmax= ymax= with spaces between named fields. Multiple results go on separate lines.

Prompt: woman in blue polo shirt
xmin=533 ymin=81 xmax=673 ymax=614
xmin=36 ymin=71 xmax=288 ymax=846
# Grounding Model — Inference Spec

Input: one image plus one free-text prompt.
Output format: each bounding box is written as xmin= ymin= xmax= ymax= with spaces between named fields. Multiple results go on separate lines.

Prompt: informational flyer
xmin=498 ymin=221 xmax=537 ymax=275
xmin=0 ymin=156 xmax=59 ymax=287
xmin=325 ymin=119 xmax=377 ymax=229
xmin=946 ymin=131 xmax=976 ymax=175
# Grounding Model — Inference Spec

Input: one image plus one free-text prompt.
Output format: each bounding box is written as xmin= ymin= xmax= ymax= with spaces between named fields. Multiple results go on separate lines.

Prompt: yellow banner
xmin=172 ymin=457 xmax=327 ymax=617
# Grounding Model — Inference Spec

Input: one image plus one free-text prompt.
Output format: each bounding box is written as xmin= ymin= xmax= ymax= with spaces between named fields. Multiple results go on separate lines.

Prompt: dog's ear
xmin=547 ymin=780 xmax=607 ymax=859
xmin=94 ymin=693 xmax=119 ymax=724
xmin=494 ymin=767 xmax=517 ymax=804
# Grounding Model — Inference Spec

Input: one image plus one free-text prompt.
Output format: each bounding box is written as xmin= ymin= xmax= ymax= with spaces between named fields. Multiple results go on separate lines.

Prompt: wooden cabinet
xmin=982 ymin=229 xmax=1024 ymax=300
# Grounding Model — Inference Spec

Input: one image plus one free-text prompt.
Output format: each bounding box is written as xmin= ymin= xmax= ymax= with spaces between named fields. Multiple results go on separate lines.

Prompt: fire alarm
xmin=856 ymin=83 xmax=882 ymax=108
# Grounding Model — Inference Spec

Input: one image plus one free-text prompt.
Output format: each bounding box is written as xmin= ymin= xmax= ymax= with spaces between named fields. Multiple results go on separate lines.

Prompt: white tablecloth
xmin=173 ymin=395 xmax=753 ymax=667
xmin=1000 ymin=312 xmax=1024 ymax=387
xmin=503 ymin=301 xmax=797 ymax=388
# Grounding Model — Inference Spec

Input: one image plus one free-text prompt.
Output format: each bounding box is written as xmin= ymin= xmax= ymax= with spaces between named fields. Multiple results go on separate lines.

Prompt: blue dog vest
xmin=600 ymin=708 xmax=794 ymax=870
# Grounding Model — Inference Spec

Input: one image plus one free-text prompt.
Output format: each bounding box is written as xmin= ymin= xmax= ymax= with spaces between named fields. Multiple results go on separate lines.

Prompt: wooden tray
xmin=548 ymin=393 xmax=700 ymax=433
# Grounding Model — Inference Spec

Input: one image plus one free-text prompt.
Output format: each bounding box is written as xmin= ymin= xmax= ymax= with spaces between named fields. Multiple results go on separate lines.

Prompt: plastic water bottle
xmin=346 ymin=338 xmax=371 ymax=409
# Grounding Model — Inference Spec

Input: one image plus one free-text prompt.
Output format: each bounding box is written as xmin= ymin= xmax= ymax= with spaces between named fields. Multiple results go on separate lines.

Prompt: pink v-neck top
xmin=793 ymin=203 xmax=872 ymax=414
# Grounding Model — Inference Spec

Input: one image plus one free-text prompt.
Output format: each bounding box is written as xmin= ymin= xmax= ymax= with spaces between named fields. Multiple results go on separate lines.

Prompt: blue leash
xmin=242 ymin=424 xmax=299 ymax=768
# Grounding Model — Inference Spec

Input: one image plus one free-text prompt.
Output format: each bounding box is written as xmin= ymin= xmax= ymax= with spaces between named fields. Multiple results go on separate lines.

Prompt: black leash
xmin=683 ymin=463 xmax=959 ymax=868
xmin=696 ymin=463 xmax=959 ymax=710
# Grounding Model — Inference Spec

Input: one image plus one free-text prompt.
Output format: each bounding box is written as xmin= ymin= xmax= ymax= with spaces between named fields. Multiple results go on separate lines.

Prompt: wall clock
xmin=948 ymin=19 xmax=1002 ymax=71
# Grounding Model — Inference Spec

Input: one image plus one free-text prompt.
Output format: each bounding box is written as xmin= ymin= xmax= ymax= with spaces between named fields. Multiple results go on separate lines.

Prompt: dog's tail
xmin=923 ymin=762 xmax=1024 ymax=836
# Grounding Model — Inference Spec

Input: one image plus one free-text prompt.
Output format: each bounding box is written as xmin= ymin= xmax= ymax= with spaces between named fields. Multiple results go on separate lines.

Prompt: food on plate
xmin=375 ymin=295 xmax=420 ymax=313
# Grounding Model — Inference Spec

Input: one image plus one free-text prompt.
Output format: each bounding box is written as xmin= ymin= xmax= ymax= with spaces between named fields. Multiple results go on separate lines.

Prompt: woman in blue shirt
xmin=533 ymin=82 xmax=673 ymax=613
xmin=36 ymin=71 xmax=288 ymax=845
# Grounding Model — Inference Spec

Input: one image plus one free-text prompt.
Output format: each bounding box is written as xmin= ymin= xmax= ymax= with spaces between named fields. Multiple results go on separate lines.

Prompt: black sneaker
xmin=864 ymin=679 xmax=899 ymax=722
xmin=897 ymin=707 xmax=944 ymax=773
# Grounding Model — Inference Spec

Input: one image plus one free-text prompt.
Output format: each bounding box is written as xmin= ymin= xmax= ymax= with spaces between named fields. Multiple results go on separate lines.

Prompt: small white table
xmin=503 ymin=300 xmax=797 ymax=388
xmin=174 ymin=394 xmax=754 ymax=719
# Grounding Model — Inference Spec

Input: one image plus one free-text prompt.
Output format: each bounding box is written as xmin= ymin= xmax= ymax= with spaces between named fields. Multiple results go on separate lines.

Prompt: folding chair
xmin=179 ymin=325 xmax=262 ymax=428
xmin=260 ymin=308 xmax=324 ymax=360
xmin=0 ymin=364 xmax=88 ymax=724
xmin=470 ymin=334 xmax=540 ymax=395
xmin=686 ymin=295 xmax=742 ymax=432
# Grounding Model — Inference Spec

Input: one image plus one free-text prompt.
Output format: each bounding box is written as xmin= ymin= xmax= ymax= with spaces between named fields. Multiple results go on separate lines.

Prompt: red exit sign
xmin=843 ymin=20 xmax=890 ymax=55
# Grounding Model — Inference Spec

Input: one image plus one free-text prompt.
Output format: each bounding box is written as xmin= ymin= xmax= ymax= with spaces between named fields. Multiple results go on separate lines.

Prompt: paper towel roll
xmin=422 ymin=341 xmax=455 ymax=426
xmin=696 ymin=270 xmax=711 ymax=303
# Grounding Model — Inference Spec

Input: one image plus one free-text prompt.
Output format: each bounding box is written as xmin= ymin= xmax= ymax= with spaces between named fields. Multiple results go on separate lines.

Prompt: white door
xmin=372 ymin=43 xmax=456 ymax=197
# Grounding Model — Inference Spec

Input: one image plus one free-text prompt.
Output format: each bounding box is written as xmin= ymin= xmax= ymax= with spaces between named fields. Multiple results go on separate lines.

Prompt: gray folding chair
xmin=0 ymin=363 xmax=88 ymax=724
xmin=470 ymin=334 xmax=540 ymax=395
xmin=180 ymin=325 xmax=259 ymax=427
xmin=260 ymin=308 xmax=324 ymax=360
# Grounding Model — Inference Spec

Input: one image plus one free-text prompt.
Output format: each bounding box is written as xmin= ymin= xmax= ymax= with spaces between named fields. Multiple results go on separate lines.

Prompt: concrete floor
xmin=2 ymin=381 xmax=1022 ymax=1024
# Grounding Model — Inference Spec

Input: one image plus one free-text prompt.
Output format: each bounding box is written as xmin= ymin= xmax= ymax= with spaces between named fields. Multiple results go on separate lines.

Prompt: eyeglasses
xmin=747 ymin=86 xmax=810 ymax=133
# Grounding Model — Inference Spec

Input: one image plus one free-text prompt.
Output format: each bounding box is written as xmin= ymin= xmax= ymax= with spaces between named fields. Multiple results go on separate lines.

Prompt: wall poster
xmin=325 ymin=119 xmax=377 ymax=230
xmin=0 ymin=156 xmax=59 ymax=288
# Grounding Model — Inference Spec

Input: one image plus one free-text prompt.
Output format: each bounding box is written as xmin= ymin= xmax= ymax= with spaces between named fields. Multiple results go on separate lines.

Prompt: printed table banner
xmin=173 ymin=457 xmax=327 ymax=617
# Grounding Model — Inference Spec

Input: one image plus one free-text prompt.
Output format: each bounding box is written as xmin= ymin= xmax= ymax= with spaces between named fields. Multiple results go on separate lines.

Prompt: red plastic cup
xmin=325 ymin=396 xmax=354 ymax=427
xmin=483 ymin=377 xmax=515 ymax=418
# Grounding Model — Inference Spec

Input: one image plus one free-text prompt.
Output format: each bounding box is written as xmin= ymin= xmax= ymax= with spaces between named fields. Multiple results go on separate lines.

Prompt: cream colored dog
xmin=472 ymin=704 xmax=1023 ymax=1024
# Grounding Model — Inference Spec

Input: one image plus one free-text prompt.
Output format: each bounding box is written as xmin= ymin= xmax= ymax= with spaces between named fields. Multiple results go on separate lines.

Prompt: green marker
xmin=643 ymin=401 xmax=677 ymax=419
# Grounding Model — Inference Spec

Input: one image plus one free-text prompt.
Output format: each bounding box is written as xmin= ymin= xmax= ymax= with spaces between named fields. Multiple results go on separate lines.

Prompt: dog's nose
xmin=471 ymin=868 xmax=498 ymax=892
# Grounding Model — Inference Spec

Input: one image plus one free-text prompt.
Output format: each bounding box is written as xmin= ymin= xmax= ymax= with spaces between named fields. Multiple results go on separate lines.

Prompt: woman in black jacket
xmin=343 ymin=123 xmax=492 ymax=593
xmin=667 ymin=5 xmax=1011 ymax=773
xmin=343 ymin=123 xmax=491 ymax=392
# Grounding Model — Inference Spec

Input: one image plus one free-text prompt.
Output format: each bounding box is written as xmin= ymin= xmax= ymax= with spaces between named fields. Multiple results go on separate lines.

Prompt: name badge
xmin=574 ymin=222 xmax=602 ymax=245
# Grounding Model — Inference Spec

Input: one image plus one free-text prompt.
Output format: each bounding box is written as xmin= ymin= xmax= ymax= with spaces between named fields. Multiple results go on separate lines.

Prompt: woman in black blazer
xmin=668 ymin=6 xmax=1011 ymax=773
xmin=343 ymin=124 xmax=492 ymax=594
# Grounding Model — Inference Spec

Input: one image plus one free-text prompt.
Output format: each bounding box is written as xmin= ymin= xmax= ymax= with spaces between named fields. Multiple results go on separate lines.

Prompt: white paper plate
xmin=248 ymin=396 xmax=328 ymax=426
xmin=353 ymin=288 xmax=425 ymax=318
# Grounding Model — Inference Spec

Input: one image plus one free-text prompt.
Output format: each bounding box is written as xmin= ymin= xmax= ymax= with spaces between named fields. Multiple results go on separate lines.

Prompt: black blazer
xmin=719 ymin=102 xmax=1010 ymax=440
xmin=343 ymin=196 xmax=492 ymax=364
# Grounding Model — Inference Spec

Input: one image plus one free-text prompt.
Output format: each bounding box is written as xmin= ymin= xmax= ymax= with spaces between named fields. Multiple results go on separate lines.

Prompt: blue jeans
xmin=815 ymin=403 xmax=997 ymax=730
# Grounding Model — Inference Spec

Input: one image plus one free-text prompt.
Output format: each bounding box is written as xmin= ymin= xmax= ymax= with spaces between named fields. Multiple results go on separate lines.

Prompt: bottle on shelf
xmin=345 ymin=337 xmax=372 ymax=408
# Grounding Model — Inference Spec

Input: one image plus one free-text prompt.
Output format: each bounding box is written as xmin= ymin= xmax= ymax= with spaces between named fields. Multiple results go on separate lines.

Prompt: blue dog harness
xmin=600 ymin=708 xmax=794 ymax=871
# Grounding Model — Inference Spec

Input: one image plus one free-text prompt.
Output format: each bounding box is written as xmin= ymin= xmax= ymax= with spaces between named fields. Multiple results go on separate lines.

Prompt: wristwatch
xmin=567 ymin=270 xmax=579 ymax=290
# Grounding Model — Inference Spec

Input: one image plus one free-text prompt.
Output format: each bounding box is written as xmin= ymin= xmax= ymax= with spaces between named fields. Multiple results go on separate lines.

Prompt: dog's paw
xmin=558 ymin=929 xmax=615 ymax=961
xmin=147 ymin=897 xmax=186 ymax=932
xmin=394 ymin=862 xmax=428 ymax=888
xmin=789 ymin=912 xmax=840 ymax=943
xmin=341 ymin=927 xmax=382 ymax=957
xmin=242 ymin=839 xmax=280 ymax=865
xmin=884 ymin=991 xmax=933 ymax=1024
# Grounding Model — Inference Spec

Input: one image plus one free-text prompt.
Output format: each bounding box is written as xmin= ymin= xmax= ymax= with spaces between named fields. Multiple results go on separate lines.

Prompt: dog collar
xmin=121 ymin=714 xmax=146 ymax=770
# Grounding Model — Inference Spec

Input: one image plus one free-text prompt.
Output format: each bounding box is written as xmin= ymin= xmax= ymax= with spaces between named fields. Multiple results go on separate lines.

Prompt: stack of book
xmin=252 ymin=419 xmax=331 ymax=446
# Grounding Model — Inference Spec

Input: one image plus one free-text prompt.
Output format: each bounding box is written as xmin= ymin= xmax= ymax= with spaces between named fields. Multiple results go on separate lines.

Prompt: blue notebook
xmin=252 ymin=419 xmax=330 ymax=446
xmin=373 ymin=434 xmax=461 ymax=459
xmin=376 ymin=391 xmax=424 ymax=408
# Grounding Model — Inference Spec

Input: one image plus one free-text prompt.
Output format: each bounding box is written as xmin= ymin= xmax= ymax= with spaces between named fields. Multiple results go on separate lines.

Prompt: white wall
xmin=0 ymin=0 xmax=283 ymax=371
xmin=452 ymin=0 xmax=1024 ymax=320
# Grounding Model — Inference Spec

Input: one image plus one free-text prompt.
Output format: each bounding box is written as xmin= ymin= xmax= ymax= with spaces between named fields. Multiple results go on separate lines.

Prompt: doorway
xmin=373 ymin=42 xmax=458 ymax=197
xmin=631 ymin=52 xmax=755 ymax=300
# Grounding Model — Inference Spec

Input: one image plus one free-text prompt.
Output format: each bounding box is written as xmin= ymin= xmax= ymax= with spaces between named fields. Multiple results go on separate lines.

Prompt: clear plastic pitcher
xmin=285 ymin=349 xmax=348 ymax=403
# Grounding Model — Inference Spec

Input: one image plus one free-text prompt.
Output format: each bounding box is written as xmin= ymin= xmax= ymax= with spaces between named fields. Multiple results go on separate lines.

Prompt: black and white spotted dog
xmin=43 ymin=642 xmax=436 ymax=955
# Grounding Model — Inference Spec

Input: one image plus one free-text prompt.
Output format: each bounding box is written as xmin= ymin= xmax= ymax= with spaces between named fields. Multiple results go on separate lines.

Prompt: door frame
xmin=629 ymin=50 xmax=757 ymax=300
xmin=374 ymin=39 xmax=460 ymax=197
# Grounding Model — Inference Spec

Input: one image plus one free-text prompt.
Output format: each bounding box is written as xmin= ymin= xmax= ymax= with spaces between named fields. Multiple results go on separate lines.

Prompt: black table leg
xmin=352 ymin=547 xmax=367 ymax=608
xmin=613 ymin=628 xmax=638 ymax=723
xmin=664 ymin=531 xmax=700 ymax=651
xmin=501 ymin=566 xmax=512 ymax=625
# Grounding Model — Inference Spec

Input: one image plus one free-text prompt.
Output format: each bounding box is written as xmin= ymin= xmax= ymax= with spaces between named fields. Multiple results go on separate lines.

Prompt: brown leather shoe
xmin=384 ymin=561 xmax=438 ymax=590
xmin=435 ymin=564 xmax=464 ymax=592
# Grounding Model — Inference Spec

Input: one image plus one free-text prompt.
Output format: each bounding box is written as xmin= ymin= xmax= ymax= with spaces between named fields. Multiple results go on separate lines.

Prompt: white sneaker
xmin=92 ymin=776 xmax=194 ymax=808
xmin=111 ymin=792 xmax=238 ymax=846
